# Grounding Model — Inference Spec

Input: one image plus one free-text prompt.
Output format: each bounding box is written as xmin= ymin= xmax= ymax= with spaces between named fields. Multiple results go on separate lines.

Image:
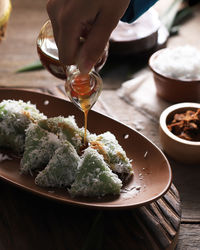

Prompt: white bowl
xmin=159 ymin=102 xmax=200 ymax=164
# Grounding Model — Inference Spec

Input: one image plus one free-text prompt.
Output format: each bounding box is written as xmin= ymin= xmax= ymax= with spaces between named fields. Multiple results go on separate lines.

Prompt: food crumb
xmin=139 ymin=173 xmax=143 ymax=180
xmin=48 ymin=190 xmax=55 ymax=194
xmin=0 ymin=153 xmax=12 ymax=163
xmin=144 ymin=151 xmax=148 ymax=158
xmin=123 ymin=186 xmax=135 ymax=192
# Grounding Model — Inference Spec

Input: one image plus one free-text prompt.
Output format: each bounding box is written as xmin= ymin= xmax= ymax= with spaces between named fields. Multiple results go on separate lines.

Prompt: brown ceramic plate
xmin=0 ymin=89 xmax=172 ymax=209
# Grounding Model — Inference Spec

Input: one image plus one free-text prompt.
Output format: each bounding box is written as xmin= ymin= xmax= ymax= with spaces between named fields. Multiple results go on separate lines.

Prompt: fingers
xmin=46 ymin=0 xmax=130 ymax=72
xmin=57 ymin=19 xmax=81 ymax=66
xmin=47 ymin=0 xmax=80 ymax=65
xmin=77 ymin=10 xmax=119 ymax=73
xmin=46 ymin=0 xmax=60 ymax=44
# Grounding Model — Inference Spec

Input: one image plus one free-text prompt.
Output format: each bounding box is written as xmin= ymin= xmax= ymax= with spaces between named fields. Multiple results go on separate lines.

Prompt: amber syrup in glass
xmin=65 ymin=66 xmax=103 ymax=144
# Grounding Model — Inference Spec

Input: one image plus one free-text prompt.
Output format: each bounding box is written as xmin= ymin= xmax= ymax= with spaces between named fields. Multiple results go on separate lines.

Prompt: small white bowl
xmin=159 ymin=102 xmax=200 ymax=164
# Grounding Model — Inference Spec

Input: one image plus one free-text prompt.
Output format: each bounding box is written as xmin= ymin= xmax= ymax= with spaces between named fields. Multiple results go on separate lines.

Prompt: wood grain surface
xmin=0 ymin=176 xmax=181 ymax=250
xmin=0 ymin=0 xmax=200 ymax=249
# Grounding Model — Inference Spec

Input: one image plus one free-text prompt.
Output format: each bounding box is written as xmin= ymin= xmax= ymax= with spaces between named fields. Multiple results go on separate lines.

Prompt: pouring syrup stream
xmin=65 ymin=66 xmax=103 ymax=145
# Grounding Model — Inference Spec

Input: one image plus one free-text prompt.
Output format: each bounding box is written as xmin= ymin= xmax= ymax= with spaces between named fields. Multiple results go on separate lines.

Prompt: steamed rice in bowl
xmin=150 ymin=45 xmax=200 ymax=81
xmin=149 ymin=45 xmax=200 ymax=103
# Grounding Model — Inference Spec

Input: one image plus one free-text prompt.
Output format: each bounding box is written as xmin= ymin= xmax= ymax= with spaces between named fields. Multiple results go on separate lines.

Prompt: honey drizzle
xmin=83 ymin=109 xmax=89 ymax=145
xmin=79 ymin=96 xmax=90 ymax=145
xmin=65 ymin=68 xmax=102 ymax=148
xmin=73 ymin=74 xmax=92 ymax=146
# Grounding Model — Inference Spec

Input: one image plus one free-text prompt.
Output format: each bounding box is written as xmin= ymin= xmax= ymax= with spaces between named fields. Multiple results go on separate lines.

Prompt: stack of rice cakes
xmin=0 ymin=100 xmax=133 ymax=197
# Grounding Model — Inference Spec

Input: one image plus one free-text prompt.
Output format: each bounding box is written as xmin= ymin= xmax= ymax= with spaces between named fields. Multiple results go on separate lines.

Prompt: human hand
xmin=47 ymin=0 xmax=130 ymax=73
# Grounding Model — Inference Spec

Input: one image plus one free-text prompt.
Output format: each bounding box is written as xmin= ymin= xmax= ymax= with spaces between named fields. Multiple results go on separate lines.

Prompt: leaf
xmin=161 ymin=0 xmax=184 ymax=31
xmin=16 ymin=61 xmax=44 ymax=73
xmin=173 ymin=6 xmax=193 ymax=26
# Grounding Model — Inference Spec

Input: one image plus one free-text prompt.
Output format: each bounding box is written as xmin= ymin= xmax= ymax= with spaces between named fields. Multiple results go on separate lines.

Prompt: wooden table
xmin=0 ymin=0 xmax=200 ymax=249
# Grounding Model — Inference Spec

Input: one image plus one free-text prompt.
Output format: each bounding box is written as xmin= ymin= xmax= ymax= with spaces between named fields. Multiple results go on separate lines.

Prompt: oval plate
xmin=0 ymin=89 xmax=172 ymax=209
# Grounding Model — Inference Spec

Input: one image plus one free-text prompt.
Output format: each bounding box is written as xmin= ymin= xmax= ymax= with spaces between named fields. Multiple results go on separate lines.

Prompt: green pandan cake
xmin=20 ymin=123 xmax=61 ymax=174
xmin=35 ymin=141 xmax=80 ymax=187
xmin=0 ymin=99 xmax=134 ymax=199
xmin=90 ymin=132 xmax=133 ymax=178
xmin=38 ymin=116 xmax=83 ymax=150
xmin=0 ymin=99 xmax=46 ymax=153
xmin=69 ymin=147 xmax=122 ymax=197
